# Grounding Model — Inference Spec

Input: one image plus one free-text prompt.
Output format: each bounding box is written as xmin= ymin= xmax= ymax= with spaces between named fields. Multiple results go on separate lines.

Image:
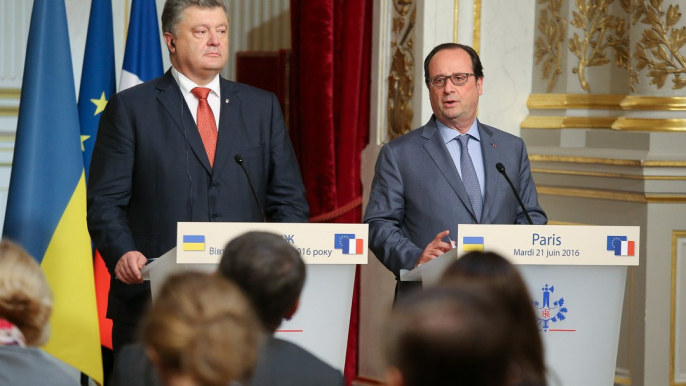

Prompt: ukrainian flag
xmin=183 ymin=235 xmax=206 ymax=251
xmin=2 ymin=0 xmax=102 ymax=382
xmin=463 ymin=237 xmax=484 ymax=252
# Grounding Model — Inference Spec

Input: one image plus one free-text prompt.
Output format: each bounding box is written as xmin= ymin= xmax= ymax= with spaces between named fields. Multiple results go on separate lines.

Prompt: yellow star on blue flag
xmin=90 ymin=91 xmax=108 ymax=116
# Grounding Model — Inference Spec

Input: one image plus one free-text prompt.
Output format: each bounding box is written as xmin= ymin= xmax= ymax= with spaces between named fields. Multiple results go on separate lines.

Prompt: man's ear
xmin=285 ymin=298 xmax=300 ymax=319
xmin=386 ymin=367 xmax=404 ymax=386
xmin=163 ymin=32 xmax=175 ymax=53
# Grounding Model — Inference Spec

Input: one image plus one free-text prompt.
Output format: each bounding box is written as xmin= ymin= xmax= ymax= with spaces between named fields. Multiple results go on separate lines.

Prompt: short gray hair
xmin=161 ymin=0 xmax=229 ymax=36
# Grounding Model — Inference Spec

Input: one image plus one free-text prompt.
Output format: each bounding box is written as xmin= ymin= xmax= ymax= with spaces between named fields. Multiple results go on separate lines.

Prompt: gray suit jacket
xmin=364 ymin=117 xmax=547 ymax=277
xmin=0 ymin=346 xmax=79 ymax=386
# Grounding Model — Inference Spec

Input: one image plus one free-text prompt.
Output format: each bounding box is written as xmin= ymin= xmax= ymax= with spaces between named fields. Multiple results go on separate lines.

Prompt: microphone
xmin=235 ymin=154 xmax=266 ymax=222
xmin=495 ymin=162 xmax=533 ymax=225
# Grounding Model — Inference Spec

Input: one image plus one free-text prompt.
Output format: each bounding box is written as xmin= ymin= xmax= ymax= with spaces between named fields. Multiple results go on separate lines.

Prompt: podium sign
xmin=401 ymin=225 xmax=639 ymax=386
xmin=142 ymin=222 xmax=368 ymax=373
xmin=176 ymin=222 xmax=368 ymax=265
xmin=456 ymin=224 xmax=639 ymax=266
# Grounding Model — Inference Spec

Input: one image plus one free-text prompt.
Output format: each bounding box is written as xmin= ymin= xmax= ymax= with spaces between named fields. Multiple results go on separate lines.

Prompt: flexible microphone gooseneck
xmin=234 ymin=154 xmax=266 ymax=222
xmin=495 ymin=162 xmax=533 ymax=225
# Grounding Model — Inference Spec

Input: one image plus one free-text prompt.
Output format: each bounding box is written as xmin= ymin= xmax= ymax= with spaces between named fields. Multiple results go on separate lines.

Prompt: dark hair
xmin=161 ymin=0 xmax=229 ymax=35
xmin=423 ymin=43 xmax=484 ymax=85
xmin=218 ymin=232 xmax=306 ymax=332
xmin=386 ymin=286 xmax=510 ymax=386
xmin=441 ymin=251 xmax=547 ymax=386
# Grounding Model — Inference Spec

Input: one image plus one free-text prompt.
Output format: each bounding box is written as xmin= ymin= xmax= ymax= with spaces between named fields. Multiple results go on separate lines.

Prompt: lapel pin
xmin=225 ymin=98 xmax=230 ymax=104
xmin=491 ymin=143 xmax=497 ymax=148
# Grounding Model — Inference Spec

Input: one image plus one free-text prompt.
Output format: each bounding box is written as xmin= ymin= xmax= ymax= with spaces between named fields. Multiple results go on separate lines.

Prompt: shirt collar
xmin=171 ymin=66 xmax=221 ymax=98
xmin=437 ymin=118 xmax=480 ymax=144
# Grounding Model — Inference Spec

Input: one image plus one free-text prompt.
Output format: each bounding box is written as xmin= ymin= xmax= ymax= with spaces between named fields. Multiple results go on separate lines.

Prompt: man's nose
xmin=443 ymin=79 xmax=457 ymax=94
xmin=208 ymin=31 xmax=220 ymax=45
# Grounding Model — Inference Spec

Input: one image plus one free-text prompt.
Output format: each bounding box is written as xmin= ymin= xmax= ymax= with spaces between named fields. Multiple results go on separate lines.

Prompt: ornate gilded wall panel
xmin=387 ymin=0 xmax=416 ymax=140
xmin=631 ymin=0 xmax=686 ymax=91
xmin=534 ymin=0 xmax=568 ymax=92
xmin=568 ymin=0 xmax=631 ymax=93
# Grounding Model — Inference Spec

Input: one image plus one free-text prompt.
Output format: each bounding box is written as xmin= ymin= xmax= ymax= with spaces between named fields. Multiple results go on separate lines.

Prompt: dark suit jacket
xmin=110 ymin=338 xmax=344 ymax=386
xmin=87 ymin=70 xmax=309 ymax=325
xmin=251 ymin=336 xmax=345 ymax=386
xmin=363 ymin=117 xmax=547 ymax=277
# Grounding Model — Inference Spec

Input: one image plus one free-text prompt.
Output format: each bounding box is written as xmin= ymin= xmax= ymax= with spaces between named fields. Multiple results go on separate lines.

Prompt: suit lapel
xmin=212 ymin=79 xmax=244 ymax=176
xmin=421 ymin=118 xmax=476 ymax=220
xmin=156 ymin=70 xmax=212 ymax=174
xmin=478 ymin=121 xmax=499 ymax=222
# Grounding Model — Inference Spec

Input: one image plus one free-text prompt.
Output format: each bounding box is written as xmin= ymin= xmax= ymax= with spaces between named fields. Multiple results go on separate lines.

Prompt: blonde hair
xmin=141 ymin=272 xmax=260 ymax=386
xmin=0 ymin=240 xmax=53 ymax=346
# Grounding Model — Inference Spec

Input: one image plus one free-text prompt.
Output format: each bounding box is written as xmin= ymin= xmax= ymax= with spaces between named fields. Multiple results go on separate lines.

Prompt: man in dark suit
xmin=364 ymin=43 xmax=546 ymax=289
xmin=218 ymin=232 xmax=344 ymax=386
xmin=87 ymin=0 xmax=308 ymax=354
xmin=109 ymin=232 xmax=344 ymax=386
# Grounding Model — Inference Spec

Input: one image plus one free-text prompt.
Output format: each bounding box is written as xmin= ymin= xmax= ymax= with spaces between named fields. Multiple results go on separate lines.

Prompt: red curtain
xmin=290 ymin=0 xmax=372 ymax=383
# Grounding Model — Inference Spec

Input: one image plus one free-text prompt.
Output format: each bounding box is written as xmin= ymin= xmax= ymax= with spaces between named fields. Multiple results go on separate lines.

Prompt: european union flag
xmin=607 ymin=236 xmax=627 ymax=251
xmin=3 ymin=0 xmax=102 ymax=382
xmin=334 ymin=234 xmax=356 ymax=254
xmin=77 ymin=0 xmax=116 ymax=351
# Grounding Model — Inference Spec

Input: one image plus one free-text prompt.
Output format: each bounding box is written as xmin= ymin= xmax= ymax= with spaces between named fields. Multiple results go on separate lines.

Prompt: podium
xmin=141 ymin=222 xmax=368 ymax=373
xmin=400 ymin=224 xmax=639 ymax=386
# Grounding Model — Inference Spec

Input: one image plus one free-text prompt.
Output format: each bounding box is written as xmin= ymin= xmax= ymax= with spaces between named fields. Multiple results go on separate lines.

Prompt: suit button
xmin=212 ymin=213 xmax=219 ymax=220
xmin=211 ymin=181 xmax=220 ymax=188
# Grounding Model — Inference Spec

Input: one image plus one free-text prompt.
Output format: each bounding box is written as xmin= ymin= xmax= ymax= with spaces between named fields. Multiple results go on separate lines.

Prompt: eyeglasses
xmin=429 ymin=73 xmax=476 ymax=88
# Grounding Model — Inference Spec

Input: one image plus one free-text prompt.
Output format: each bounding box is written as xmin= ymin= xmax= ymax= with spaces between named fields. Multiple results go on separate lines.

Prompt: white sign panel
xmin=456 ymin=224 xmax=639 ymax=266
xmin=176 ymin=222 xmax=369 ymax=265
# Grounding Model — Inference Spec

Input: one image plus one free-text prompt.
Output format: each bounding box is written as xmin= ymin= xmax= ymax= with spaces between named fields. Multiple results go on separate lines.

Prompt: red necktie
xmin=191 ymin=87 xmax=218 ymax=167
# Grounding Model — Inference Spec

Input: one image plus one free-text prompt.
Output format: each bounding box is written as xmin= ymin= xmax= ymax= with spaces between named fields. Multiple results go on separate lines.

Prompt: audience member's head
xmin=385 ymin=286 xmax=510 ymax=386
xmin=0 ymin=240 xmax=53 ymax=347
xmin=441 ymin=251 xmax=546 ymax=386
xmin=140 ymin=271 xmax=259 ymax=386
xmin=218 ymin=231 xmax=306 ymax=332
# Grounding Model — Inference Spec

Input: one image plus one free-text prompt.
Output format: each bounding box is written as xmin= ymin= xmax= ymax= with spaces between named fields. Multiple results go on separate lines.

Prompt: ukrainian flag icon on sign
xmin=183 ymin=235 xmax=205 ymax=251
xmin=463 ymin=237 xmax=484 ymax=252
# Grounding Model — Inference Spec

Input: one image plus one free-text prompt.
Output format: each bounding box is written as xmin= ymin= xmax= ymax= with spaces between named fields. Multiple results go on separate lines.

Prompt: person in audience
xmin=0 ymin=240 xmax=79 ymax=386
xmin=440 ymin=251 xmax=547 ymax=386
xmin=111 ymin=231 xmax=344 ymax=386
xmin=139 ymin=271 xmax=260 ymax=386
xmin=385 ymin=285 xmax=511 ymax=386
xmin=218 ymin=231 xmax=345 ymax=386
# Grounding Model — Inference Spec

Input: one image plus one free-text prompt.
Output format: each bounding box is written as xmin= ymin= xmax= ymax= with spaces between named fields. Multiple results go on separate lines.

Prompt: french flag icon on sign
xmin=334 ymin=234 xmax=364 ymax=255
xmin=607 ymin=236 xmax=635 ymax=256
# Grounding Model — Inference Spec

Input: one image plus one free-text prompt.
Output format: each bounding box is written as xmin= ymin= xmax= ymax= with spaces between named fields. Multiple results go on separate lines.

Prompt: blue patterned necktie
xmin=457 ymin=135 xmax=482 ymax=222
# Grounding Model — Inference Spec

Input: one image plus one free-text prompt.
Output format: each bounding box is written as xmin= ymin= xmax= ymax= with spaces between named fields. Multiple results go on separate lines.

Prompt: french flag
xmin=619 ymin=240 xmax=635 ymax=256
xmin=344 ymin=238 xmax=364 ymax=255
xmin=343 ymin=239 xmax=364 ymax=255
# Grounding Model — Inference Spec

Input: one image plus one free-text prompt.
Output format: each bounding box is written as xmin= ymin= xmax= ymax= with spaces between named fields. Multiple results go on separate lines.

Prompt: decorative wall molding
xmin=620 ymin=96 xmax=686 ymax=111
xmin=386 ymin=0 xmax=416 ymax=140
xmin=521 ymin=116 xmax=616 ymax=129
xmin=534 ymin=0 xmax=567 ymax=92
xmin=537 ymin=185 xmax=686 ymax=203
xmin=527 ymin=93 xmax=625 ymax=109
xmin=632 ymin=0 xmax=686 ymax=91
xmin=612 ymin=117 xmax=686 ymax=132
xmin=671 ymin=231 xmax=686 ymax=386
xmin=568 ymin=0 xmax=630 ymax=93
xmin=529 ymin=154 xmax=686 ymax=167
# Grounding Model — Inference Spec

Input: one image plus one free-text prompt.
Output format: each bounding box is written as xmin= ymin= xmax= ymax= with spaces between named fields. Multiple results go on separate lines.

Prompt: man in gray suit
xmin=364 ymin=43 xmax=546 ymax=288
xmin=87 ymin=0 xmax=308 ymax=354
